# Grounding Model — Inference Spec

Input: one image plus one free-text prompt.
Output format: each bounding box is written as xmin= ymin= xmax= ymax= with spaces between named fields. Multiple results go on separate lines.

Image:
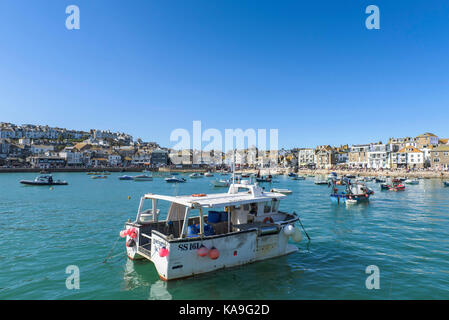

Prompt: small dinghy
xmin=270 ymin=188 xmax=292 ymax=195
xmin=443 ymin=181 xmax=449 ymax=187
xmin=315 ymin=180 xmax=329 ymax=185
xmin=165 ymin=176 xmax=186 ymax=183
xmin=134 ymin=175 xmax=153 ymax=181
xmin=204 ymin=172 xmax=214 ymax=177
xmin=20 ymin=174 xmax=68 ymax=186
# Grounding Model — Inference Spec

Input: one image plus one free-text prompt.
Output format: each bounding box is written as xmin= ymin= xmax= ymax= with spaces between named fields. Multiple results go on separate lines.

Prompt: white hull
xmin=126 ymin=224 xmax=299 ymax=281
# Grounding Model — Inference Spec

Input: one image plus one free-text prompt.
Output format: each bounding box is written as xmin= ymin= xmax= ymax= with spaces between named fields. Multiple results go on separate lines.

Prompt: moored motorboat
xmin=120 ymin=180 xmax=305 ymax=281
xmin=165 ymin=176 xmax=186 ymax=183
xmin=405 ymin=179 xmax=419 ymax=185
xmin=211 ymin=179 xmax=230 ymax=187
xmin=92 ymin=175 xmax=107 ymax=179
xmin=189 ymin=173 xmax=203 ymax=178
xmin=20 ymin=174 xmax=68 ymax=186
xmin=119 ymin=175 xmax=134 ymax=180
xmin=270 ymin=188 xmax=293 ymax=195
xmin=204 ymin=172 xmax=214 ymax=177
xmin=330 ymin=180 xmax=372 ymax=204
xmin=314 ymin=180 xmax=329 ymax=185
xmin=443 ymin=181 xmax=449 ymax=187
xmin=134 ymin=175 xmax=153 ymax=181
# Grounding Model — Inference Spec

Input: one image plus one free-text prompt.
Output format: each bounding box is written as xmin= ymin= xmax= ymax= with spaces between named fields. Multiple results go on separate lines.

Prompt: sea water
xmin=1 ymin=172 xmax=448 ymax=299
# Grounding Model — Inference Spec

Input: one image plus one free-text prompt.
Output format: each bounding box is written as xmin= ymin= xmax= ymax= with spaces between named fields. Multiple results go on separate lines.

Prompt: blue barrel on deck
xmin=219 ymin=211 xmax=228 ymax=222
xmin=208 ymin=211 xmax=221 ymax=223
xmin=187 ymin=225 xmax=199 ymax=237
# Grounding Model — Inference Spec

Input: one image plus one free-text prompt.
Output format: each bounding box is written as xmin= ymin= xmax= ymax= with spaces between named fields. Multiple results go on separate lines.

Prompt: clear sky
xmin=0 ymin=0 xmax=448 ymax=149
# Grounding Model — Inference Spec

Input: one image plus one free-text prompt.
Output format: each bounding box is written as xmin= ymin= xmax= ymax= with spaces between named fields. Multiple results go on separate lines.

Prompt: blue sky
xmin=0 ymin=0 xmax=448 ymax=149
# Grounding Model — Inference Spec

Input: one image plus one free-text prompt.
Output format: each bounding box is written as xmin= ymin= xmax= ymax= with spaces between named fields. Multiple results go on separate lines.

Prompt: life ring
xmin=192 ymin=194 xmax=207 ymax=197
xmin=263 ymin=217 xmax=274 ymax=224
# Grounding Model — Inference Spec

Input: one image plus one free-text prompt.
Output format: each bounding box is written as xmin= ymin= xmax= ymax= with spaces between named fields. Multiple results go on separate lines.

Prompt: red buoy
xmin=197 ymin=245 xmax=209 ymax=257
xmin=208 ymin=247 xmax=220 ymax=260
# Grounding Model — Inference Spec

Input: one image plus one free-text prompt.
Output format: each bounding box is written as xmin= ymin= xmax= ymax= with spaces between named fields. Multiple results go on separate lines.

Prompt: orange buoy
xmin=208 ymin=247 xmax=219 ymax=260
xmin=197 ymin=245 xmax=209 ymax=257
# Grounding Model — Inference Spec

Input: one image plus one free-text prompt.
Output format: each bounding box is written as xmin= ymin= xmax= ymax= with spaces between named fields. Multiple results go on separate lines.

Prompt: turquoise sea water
xmin=1 ymin=172 xmax=449 ymax=300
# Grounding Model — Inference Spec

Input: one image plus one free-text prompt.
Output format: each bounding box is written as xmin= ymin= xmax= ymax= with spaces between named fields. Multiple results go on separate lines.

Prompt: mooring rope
xmin=103 ymin=235 xmax=122 ymax=263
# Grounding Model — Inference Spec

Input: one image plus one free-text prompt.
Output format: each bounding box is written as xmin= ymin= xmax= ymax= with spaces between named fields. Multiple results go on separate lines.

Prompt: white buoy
xmin=291 ymin=227 xmax=303 ymax=242
xmin=283 ymin=224 xmax=295 ymax=236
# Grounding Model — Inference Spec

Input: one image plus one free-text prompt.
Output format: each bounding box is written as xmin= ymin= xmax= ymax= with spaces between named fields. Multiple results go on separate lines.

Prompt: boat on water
xmin=204 ymin=172 xmax=214 ymax=177
xmin=444 ymin=181 xmax=449 ymax=187
xmin=328 ymin=172 xmax=338 ymax=180
xmin=241 ymin=173 xmax=251 ymax=178
xmin=387 ymin=179 xmax=406 ymax=191
xmin=405 ymin=179 xmax=419 ymax=185
xmin=92 ymin=175 xmax=107 ymax=179
xmin=287 ymin=172 xmax=297 ymax=178
xmin=165 ymin=176 xmax=186 ymax=183
xmin=211 ymin=179 xmax=230 ymax=187
xmin=189 ymin=173 xmax=203 ymax=178
xmin=134 ymin=175 xmax=153 ymax=181
xmin=120 ymin=180 xmax=304 ymax=281
xmin=119 ymin=175 xmax=134 ymax=180
xmin=345 ymin=174 xmax=356 ymax=179
xmin=291 ymin=176 xmax=305 ymax=180
xmin=330 ymin=180 xmax=373 ymax=204
xmin=314 ymin=180 xmax=329 ymax=185
xmin=375 ymin=177 xmax=386 ymax=183
xmin=20 ymin=174 xmax=68 ymax=186
xmin=270 ymin=188 xmax=292 ymax=195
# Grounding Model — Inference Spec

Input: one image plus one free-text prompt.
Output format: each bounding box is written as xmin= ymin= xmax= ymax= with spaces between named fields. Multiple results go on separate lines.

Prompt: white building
xmin=367 ymin=143 xmax=390 ymax=169
xmin=298 ymin=148 xmax=315 ymax=168
xmin=31 ymin=145 xmax=54 ymax=155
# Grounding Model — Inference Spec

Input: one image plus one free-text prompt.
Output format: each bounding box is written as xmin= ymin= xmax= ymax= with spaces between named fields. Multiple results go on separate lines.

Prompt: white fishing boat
xmin=204 ymin=172 xmax=214 ymax=177
xmin=134 ymin=175 xmax=153 ymax=181
xmin=270 ymin=188 xmax=292 ymax=195
xmin=120 ymin=180 xmax=305 ymax=281
xmin=314 ymin=180 xmax=328 ymax=185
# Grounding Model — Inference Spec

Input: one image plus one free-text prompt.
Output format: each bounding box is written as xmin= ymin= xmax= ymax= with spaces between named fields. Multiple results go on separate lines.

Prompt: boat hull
xmin=20 ymin=180 xmax=68 ymax=186
xmin=126 ymin=221 xmax=300 ymax=281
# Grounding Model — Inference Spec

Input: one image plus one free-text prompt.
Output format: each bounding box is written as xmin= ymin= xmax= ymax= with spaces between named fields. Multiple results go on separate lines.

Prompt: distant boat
xmin=20 ymin=174 xmax=68 ymax=186
xmin=270 ymin=188 xmax=292 ymax=195
xmin=92 ymin=175 xmax=107 ymax=179
xmin=119 ymin=175 xmax=134 ymax=180
xmin=204 ymin=172 xmax=214 ymax=177
xmin=443 ymin=181 xmax=449 ymax=187
xmin=134 ymin=175 xmax=153 ymax=181
xmin=375 ymin=177 xmax=386 ymax=183
xmin=165 ymin=176 xmax=186 ymax=183
xmin=189 ymin=173 xmax=203 ymax=178
xmin=314 ymin=180 xmax=329 ymax=185
xmin=291 ymin=176 xmax=305 ymax=180
xmin=211 ymin=179 xmax=230 ymax=187
xmin=405 ymin=179 xmax=419 ymax=185
xmin=287 ymin=172 xmax=297 ymax=178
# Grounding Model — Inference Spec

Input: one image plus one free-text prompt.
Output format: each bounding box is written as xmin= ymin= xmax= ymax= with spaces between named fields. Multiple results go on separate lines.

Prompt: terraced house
xmin=430 ymin=145 xmax=449 ymax=170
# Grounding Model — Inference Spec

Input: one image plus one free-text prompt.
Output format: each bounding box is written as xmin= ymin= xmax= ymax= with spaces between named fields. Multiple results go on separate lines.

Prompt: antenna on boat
xmin=232 ymin=148 xmax=236 ymax=185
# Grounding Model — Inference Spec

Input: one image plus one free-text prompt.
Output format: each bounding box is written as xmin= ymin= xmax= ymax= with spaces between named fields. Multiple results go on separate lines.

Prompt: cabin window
xmin=264 ymin=202 xmax=271 ymax=213
xmin=271 ymin=199 xmax=279 ymax=212
xmin=243 ymin=204 xmax=249 ymax=211
xmin=249 ymin=203 xmax=258 ymax=215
